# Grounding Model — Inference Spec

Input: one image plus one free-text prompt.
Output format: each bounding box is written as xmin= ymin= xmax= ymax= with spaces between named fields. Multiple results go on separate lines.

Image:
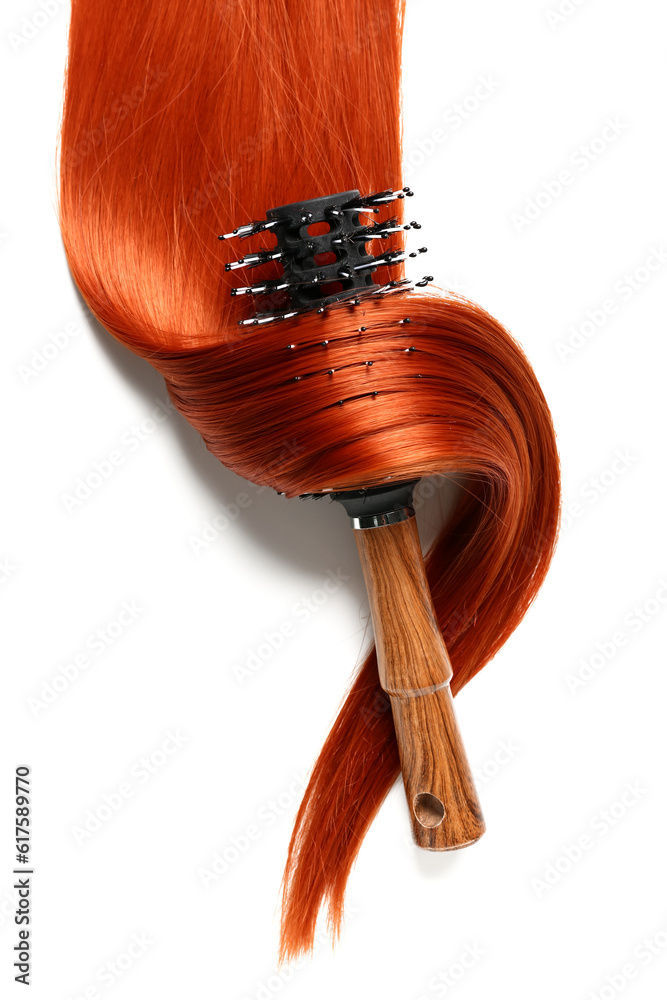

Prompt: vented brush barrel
xmin=336 ymin=482 xmax=485 ymax=850
xmin=220 ymin=187 xmax=429 ymax=325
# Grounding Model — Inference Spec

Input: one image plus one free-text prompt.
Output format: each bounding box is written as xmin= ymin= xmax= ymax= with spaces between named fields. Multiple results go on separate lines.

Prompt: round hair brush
xmin=220 ymin=188 xmax=484 ymax=848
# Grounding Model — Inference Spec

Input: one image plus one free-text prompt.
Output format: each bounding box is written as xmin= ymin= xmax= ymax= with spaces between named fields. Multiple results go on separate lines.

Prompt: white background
xmin=2 ymin=0 xmax=666 ymax=997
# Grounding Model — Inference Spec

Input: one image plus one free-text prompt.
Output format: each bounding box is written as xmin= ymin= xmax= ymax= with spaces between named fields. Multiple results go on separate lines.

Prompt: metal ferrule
xmin=351 ymin=505 xmax=415 ymax=530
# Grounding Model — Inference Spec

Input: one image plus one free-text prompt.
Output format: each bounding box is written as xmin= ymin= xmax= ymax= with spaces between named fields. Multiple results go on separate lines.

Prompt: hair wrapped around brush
xmin=59 ymin=0 xmax=560 ymax=961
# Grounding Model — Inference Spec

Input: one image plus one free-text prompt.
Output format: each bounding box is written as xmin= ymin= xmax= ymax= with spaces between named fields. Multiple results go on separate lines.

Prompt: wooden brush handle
xmin=354 ymin=513 xmax=485 ymax=850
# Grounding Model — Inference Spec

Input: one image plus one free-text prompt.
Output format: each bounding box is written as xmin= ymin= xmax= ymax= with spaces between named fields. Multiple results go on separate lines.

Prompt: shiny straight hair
xmin=59 ymin=0 xmax=560 ymax=961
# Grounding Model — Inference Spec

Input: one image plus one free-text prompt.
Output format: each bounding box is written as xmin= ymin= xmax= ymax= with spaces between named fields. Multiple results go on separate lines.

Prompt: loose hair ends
xmin=58 ymin=0 xmax=560 ymax=964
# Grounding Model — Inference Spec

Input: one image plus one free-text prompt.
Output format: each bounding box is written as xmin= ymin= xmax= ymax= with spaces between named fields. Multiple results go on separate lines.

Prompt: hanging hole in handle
xmin=414 ymin=792 xmax=445 ymax=828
